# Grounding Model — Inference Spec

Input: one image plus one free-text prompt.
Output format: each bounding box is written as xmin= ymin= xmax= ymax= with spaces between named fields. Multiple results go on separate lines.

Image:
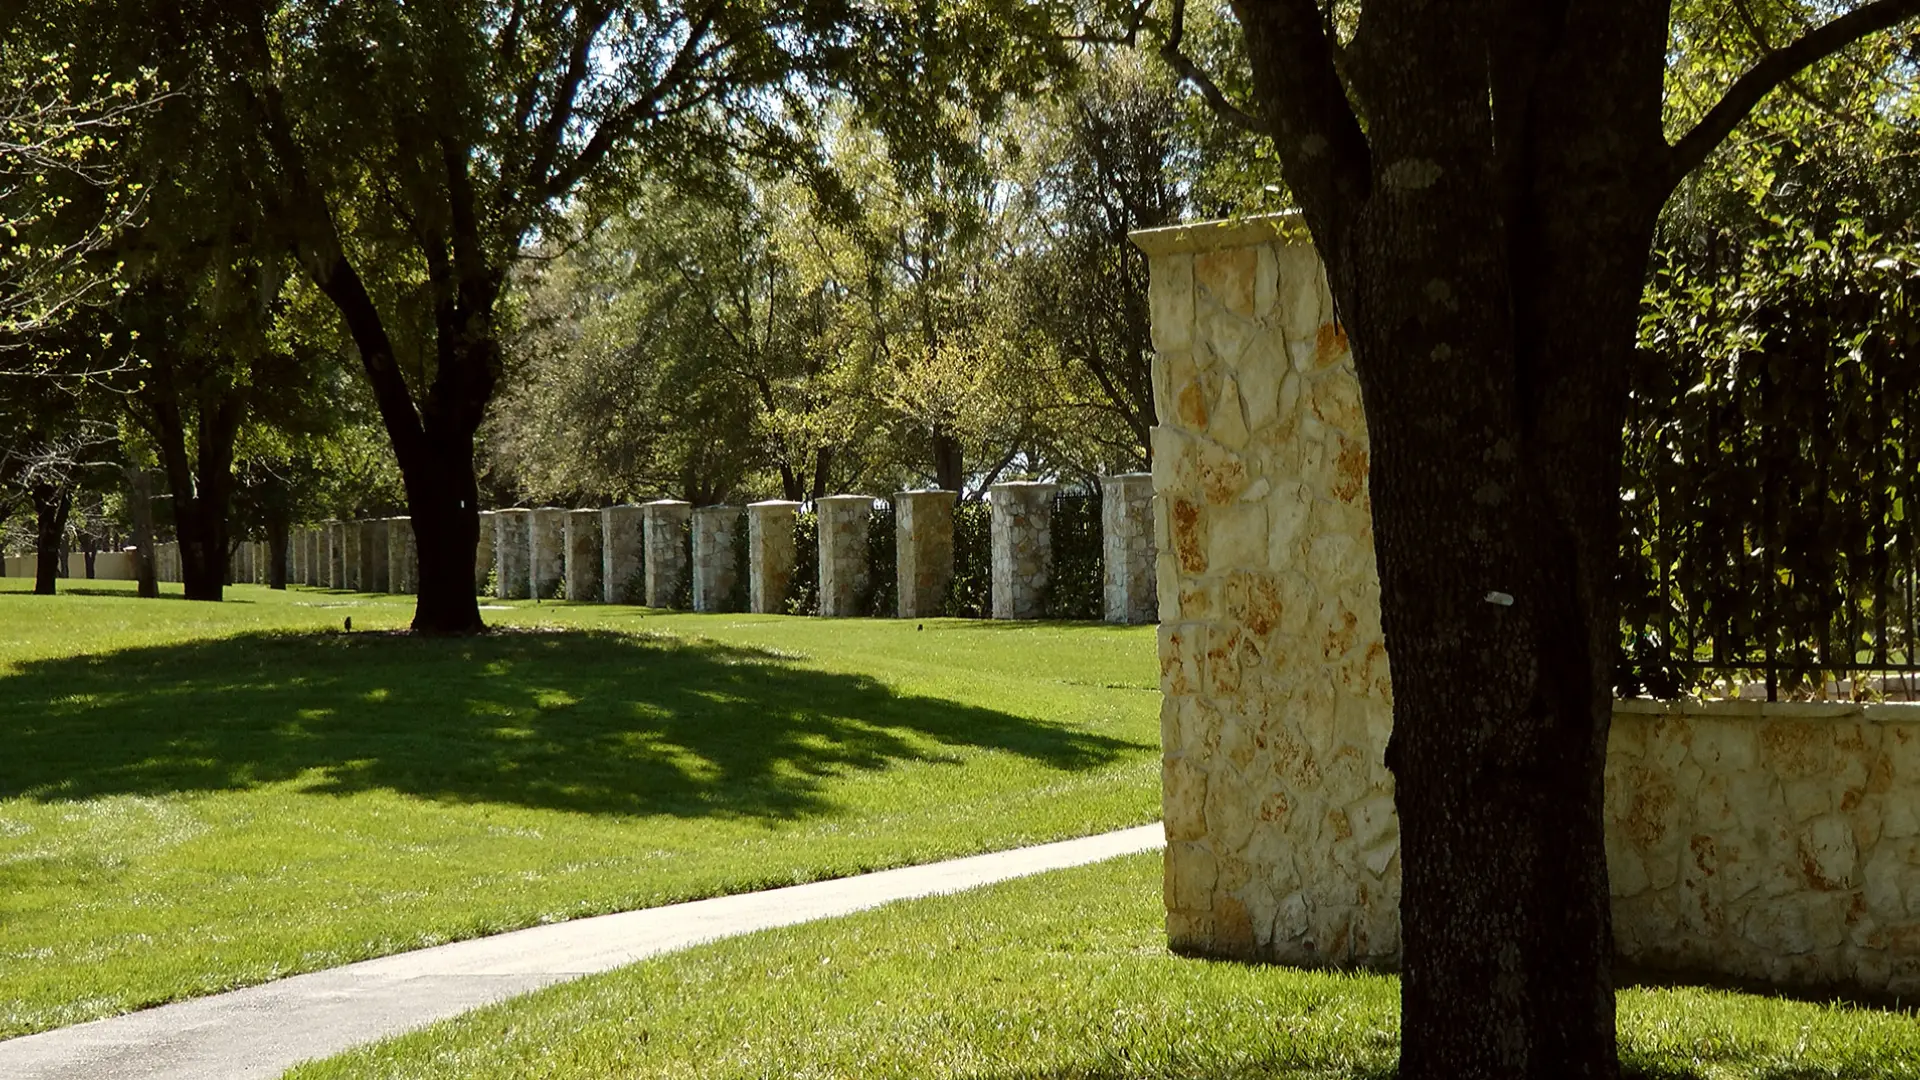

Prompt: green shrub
xmin=785 ymin=510 xmax=819 ymax=616
xmin=1044 ymin=491 xmax=1103 ymax=620
xmin=942 ymin=500 xmax=992 ymax=618
xmin=864 ymin=502 xmax=897 ymax=618
xmin=672 ymin=515 xmax=693 ymax=610
xmin=728 ymin=509 xmax=750 ymax=613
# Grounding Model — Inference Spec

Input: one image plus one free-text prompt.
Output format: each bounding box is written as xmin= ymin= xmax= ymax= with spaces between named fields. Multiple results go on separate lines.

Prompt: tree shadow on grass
xmin=0 ymin=628 xmax=1143 ymax=820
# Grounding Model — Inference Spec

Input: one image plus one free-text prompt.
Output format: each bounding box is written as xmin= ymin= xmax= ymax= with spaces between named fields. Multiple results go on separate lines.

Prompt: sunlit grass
xmin=0 ymin=577 xmax=1159 ymax=1037
xmin=290 ymin=852 xmax=1920 ymax=1080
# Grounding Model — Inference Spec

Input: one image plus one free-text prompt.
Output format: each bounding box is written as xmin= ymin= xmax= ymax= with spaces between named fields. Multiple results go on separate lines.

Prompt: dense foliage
xmin=1043 ymin=491 xmax=1104 ymax=620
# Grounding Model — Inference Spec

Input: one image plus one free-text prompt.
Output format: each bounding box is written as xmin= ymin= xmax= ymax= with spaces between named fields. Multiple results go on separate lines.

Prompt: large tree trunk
xmin=932 ymin=429 xmax=963 ymax=494
xmin=128 ymin=465 xmax=158 ymax=598
xmin=30 ymin=484 xmax=70 ymax=595
xmin=141 ymin=372 xmax=243 ymax=603
xmin=407 ymin=432 xmax=484 ymax=631
xmin=1226 ymin=2 xmax=1685 ymax=1075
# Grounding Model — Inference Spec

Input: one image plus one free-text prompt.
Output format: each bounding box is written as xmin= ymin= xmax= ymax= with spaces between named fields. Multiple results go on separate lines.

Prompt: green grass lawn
xmin=288 ymin=851 xmax=1920 ymax=1080
xmin=0 ymin=577 xmax=1159 ymax=1037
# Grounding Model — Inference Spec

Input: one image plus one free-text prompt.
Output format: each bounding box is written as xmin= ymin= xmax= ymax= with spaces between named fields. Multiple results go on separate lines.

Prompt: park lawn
xmin=290 ymin=851 xmax=1920 ymax=1080
xmin=0 ymin=578 xmax=1159 ymax=1037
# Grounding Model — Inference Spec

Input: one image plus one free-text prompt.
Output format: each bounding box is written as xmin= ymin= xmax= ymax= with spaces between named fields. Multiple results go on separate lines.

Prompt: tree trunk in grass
xmin=141 ymin=369 xmax=242 ymax=603
xmin=128 ymin=465 xmax=158 ymax=598
xmin=30 ymin=483 xmax=70 ymax=595
xmin=1202 ymin=0 xmax=1920 ymax=1074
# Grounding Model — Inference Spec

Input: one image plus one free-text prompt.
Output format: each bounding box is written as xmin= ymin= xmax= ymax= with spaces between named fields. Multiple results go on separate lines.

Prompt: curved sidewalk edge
xmin=0 ymin=822 xmax=1166 ymax=1080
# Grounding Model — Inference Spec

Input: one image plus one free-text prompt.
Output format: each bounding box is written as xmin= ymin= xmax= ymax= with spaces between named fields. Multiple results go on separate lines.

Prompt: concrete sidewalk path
xmin=0 ymin=823 xmax=1165 ymax=1080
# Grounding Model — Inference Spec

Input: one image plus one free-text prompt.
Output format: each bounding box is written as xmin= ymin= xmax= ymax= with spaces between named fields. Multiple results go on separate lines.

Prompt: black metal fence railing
xmin=1618 ymin=240 xmax=1920 ymax=700
xmin=1046 ymin=491 xmax=1103 ymax=620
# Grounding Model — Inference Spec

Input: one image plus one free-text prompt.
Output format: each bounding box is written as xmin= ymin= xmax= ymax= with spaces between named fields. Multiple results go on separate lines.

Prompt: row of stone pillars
xmin=250 ymin=473 xmax=1158 ymax=623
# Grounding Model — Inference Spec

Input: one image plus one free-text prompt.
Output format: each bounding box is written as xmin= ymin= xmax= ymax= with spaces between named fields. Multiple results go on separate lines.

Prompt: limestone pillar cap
xmin=815 ymin=494 xmax=875 ymax=506
xmin=641 ymin=499 xmax=691 ymax=508
xmin=747 ymin=499 xmax=803 ymax=509
xmin=1128 ymin=210 xmax=1309 ymax=256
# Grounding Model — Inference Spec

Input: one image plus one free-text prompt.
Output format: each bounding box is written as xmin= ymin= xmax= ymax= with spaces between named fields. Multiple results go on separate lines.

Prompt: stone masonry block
xmin=493 ymin=509 xmax=532 ymax=600
xmin=360 ymin=519 xmax=390 ymax=593
xmin=1103 ymin=473 xmax=1158 ymax=625
xmin=990 ymin=481 xmax=1055 ymax=620
xmin=601 ymin=505 xmax=644 ymax=603
xmin=388 ymin=517 xmax=417 ymax=595
xmin=816 ymin=495 xmax=872 ymax=618
xmin=565 ymin=509 xmax=603 ymax=602
xmin=747 ymin=501 xmax=800 ymax=614
xmin=642 ymin=500 xmax=692 ymax=609
xmin=476 ymin=511 xmax=496 ymax=595
xmin=894 ymin=490 xmax=956 ymax=619
xmin=692 ymin=506 xmax=744 ymax=613
xmin=528 ymin=507 xmax=567 ymax=599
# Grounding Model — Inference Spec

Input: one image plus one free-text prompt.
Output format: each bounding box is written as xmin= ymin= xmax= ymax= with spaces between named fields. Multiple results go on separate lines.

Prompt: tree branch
xmin=1159 ymin=0 xmax=1265 ymax=135
xmin=1665 ymin=0 xmax=1920 ymax=188
xmin=1228 ymin=0 xmax=1370 ymax=252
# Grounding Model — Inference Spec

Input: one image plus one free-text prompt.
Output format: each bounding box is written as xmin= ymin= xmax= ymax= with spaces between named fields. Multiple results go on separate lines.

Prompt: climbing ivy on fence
xmin=728 ymin=509 xmax=751 ymax=613
xmin=943 ymin=500 xmax=992 ymax=617
xmin=864 ymin=501 xmax=897 ymax=617
xmin=1044 ymin=491 xmax=1103 ymax=620
xmin=1622 ymin=210 xmax=1920 ymax=697
xmin=785 ymin=509 xmax=819 ymax=616
xmin=624 ymin=520 xmax=647 ymax=605
xmin=672 ymin=514 xmax=694 ymax=610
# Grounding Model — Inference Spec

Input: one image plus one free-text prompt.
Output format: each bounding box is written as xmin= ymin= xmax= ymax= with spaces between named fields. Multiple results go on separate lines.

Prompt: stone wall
xmin=1102 ymin=473 xmax=1157 ymax=625
xmin=1608 ymin=700 xmax=1920 ymax=994
xmin=601 ymin=505 xmax=644 ymax=603
xmin=340 ymin=522 xmax=363 ymax=591
xmin=529 ymin=507 xmax=567 ymax=599
xmin=565 ymin=509 xmax=603 ymax=602
xmin=476 ymin=511 xmax=496 ymax=595
xmin=747 ymin=501 xmax=800 ymax=614
xmin=493 ymin=509 xmax=532 ymax=600
xmin=989 ymin=482 xmax=1054 ymax=620
xmin=894 ymin=490 xmax=955 ymax=619
xmin=358 ymin=520 xmax=388 ymax=593
xmin=642 ymin=500 xmax=691 ymax=609
xmin=1136 ymin=214 xmax=1920 ymax=997
xmin=388 ymin=518 xmax=417 ymax=595
xmin=816 ymin=495 xmax=871 ymax=618
xmin=692 ymin=506 xmax=743 ymax=613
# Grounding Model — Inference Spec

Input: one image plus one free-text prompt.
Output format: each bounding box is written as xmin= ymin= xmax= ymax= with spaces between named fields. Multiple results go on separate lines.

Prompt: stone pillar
xmin=692 ymin=506 xmax=743 ymax=613
xmin=388 ymin=517 xmax=417 ymax=594
xmin=475 ymin=511 xmax=496 ymax=595
xmin=1132 ymin=215 xmax=1396 ymax=968
xmin=641 ymin=500 xmax=692 ymax=608
xmin=359 ymin=519 xmax=389 ymax=592
xmin=1101 ymin=473 xmax=1158 ymax=625
xmin=894 ymin=490 xmax=956 ymax=619
xmin=747 ymin=501 xmax=801 ymax=614
xmin=564 ymin=509 xmax=603 ymax=602
xmin=815 ymin=495 xmax=872 ymax=618
xmin=528 ymin=507 xmax=567 ymax=599
xmin=328 ymin=522 xmax=347 ymax=589
xmin=337 ymin=522 xmax=361 ymax=590
xmin=601 ymin=505 xmax=644 ymax=603
xmin=493 ymin=509 xmax=532 ymax=600
xmin=989 ymin=482 xmax=1055 ymax=620
xmin=258 ymin=541 xmax=272 ymax=584
xmin=291 ymin=529 xmax=307 ymax=587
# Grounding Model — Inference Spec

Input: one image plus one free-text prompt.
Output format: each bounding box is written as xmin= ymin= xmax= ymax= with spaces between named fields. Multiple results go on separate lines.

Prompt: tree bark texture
xmin=128 ymin=465 xmax=158 ymax=598
xmin=1217 ymin=0 xmax=1920 ymax=1074
xmin=142 ymin=372 xmax=242 ymax=603
xmin=30 ymin=484 xmax=70 ymax=596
